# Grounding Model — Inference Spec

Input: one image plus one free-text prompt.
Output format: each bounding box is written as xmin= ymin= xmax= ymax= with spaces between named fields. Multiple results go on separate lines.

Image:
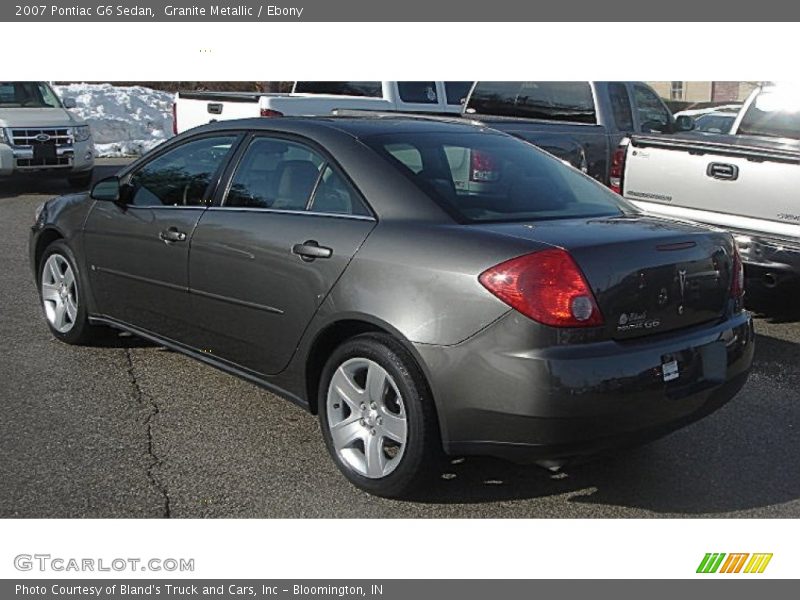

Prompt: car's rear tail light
xmin=609 ymin=142 xmax=628 ymax=194
xmin=470 ymin=149 xmax=500 ymax=182
xmin=730 ymin=244 xmax=745 ymax=301
xmin=479 ymin=248 xmax=604 ymax=327
xmin=172 ymin=102 xmax=178 ymax=135
xmin=260 ymin=108 xmax=284 ymax=118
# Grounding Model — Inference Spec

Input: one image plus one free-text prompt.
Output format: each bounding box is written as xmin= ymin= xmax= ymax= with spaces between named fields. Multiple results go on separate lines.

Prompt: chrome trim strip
xmin=94 ymin=266 xmax=188 ymax=293
xmin=206 ymin=206 xmax=376 ymax=221
xmin=190 ymin=288 xmax=284 ymax=315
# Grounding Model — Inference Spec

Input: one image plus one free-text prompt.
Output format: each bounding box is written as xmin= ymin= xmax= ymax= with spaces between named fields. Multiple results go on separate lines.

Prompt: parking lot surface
xmin=1 ymin=159 xmax=799 ymax=518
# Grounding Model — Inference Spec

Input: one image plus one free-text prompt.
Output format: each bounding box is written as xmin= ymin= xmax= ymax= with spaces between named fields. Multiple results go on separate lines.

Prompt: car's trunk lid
xmin=475 ymin=214 xmax=735 ymax=339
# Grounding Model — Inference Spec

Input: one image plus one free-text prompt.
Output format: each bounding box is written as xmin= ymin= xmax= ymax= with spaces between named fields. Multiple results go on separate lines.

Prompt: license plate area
xmin=33 ymin=143 xmax=57 ymax=162
xmin=662 ymin=341 xmax=726 ymax=399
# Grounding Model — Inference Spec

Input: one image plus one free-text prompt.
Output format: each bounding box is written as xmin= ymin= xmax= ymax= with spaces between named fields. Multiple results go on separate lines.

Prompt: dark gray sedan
xmin=30 ymin=117 xmax=754 ymax=497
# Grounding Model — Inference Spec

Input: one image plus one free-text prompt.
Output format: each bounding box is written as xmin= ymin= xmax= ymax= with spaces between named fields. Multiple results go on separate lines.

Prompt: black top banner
xmin=3 ymin=0 xmax=798 ymax=21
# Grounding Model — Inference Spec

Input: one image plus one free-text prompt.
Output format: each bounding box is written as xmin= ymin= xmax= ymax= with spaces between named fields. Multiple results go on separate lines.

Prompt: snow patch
xmin=54 ymin=83 xmax=174 ymax=157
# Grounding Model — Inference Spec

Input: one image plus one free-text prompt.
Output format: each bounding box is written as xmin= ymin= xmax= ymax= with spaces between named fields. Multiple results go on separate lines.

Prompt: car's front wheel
xmin=38 ymin=240 xmax=104 ymax=345
xmin=319 ymin=333 xmax=442 ymax=497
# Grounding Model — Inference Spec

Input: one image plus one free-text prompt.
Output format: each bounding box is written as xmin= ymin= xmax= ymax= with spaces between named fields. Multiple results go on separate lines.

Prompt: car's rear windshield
xmin=0 ymin=82 xmax=62 ymax=108
xmin=465 ymin=81 xmax=597 ymax=124
xmin=364 ymin=131 xmax=626 ymax=223
xmin=738 ymin=88 xmax=800 ymax=140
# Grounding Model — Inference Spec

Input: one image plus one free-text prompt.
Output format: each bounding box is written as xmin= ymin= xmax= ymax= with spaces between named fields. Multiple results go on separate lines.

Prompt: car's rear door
xmin=187 ymin=134 xmax=376 ymax=376
xmin=83 ymin=133 xmax=240 ymax=340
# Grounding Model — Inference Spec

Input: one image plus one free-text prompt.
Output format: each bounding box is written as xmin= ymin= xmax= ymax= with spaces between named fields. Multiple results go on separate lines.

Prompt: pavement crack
xmin=124 ymin=347 xmax=171 ymax=518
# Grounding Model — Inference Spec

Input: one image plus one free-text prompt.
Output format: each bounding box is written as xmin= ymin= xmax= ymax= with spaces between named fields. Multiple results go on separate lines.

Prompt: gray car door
xmin=82 ymin=134 xmax=238 ymax=340
xmin=187 ymin=135 xmax=376 ymax=376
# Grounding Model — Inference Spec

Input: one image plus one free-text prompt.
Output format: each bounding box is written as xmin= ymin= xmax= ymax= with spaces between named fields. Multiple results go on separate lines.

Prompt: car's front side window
xmin=128 ymin=136 xmax=236 ymax=207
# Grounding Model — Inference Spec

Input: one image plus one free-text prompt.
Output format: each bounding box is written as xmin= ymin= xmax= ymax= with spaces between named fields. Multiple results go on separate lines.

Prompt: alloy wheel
xmin=41 ymin=254 xmax=78 ymax=334
xmin=326 ymin=357 xmax=408 ymax=479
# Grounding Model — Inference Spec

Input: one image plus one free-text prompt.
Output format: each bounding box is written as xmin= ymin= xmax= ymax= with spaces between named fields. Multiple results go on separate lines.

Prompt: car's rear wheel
xmin=39 ymin=240 xmax=103 ymax=345
xmin=319 ymin=333 xmax=442 ymax=497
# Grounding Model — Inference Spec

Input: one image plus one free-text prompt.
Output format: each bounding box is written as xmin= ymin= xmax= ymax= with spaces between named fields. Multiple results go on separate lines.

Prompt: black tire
xmin=38 ymin=240 xmax=104 ymax=345
xmin=67 ymin=170 xmax=93 ymax=190
xmin=318 ymin=333 xmax=444 ymax=497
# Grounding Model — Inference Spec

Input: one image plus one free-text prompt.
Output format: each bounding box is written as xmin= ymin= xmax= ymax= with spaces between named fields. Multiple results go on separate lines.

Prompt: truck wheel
xmin=318 ymin=333 xmax=443 ymax=497
xmin=38 ymin=240 xmax=104 ymax=345
xmin=67 ymin=170 xmax=94 ymax=190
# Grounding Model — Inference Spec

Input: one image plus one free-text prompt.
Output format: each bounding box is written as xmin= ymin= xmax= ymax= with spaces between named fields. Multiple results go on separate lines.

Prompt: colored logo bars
xmin=697 ymin=553 xmax=773 ymax=574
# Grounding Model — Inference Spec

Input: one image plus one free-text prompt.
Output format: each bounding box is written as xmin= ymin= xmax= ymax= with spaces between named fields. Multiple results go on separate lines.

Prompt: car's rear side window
xmin=365 ymin=131 xmax=625 ymax=223
xmin=465 ymin=82 xmax=597 ymax=124
xmin=224 ymin=136 xmax=370 ymax=216
xmin=292 ymin=82 xmax=383 ymax=97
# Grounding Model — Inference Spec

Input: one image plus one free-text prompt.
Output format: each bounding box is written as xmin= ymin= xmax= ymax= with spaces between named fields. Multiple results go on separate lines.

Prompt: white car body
xmin=174 ymin=81 xmax=471 ymax=134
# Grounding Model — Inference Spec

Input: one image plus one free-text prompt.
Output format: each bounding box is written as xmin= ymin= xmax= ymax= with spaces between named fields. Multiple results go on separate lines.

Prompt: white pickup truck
xmin=0 ymin=81 xmax=94 ymax=188
xmin=614 ymin=84 xmax=800 ymax=287
xmin=173 ymin=81 xmax=473 ymax=133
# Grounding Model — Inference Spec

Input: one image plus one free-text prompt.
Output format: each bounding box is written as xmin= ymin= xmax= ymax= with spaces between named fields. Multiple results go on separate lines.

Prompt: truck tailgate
xmin=623 ymin=135 xmax=800 ymax=237
xmin=175 ymin=92 xmax=264 ymax=132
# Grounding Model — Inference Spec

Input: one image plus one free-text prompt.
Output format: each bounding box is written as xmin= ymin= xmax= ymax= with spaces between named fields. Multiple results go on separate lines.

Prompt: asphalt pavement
xmin=1 ymin=158 xmax=799 ymax=518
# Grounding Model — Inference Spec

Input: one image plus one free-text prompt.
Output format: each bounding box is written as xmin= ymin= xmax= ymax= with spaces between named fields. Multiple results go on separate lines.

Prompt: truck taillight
xmin=609 ymin=143 xmax=628 ymax=194
xmin=470 ymin=149 xmax=500 ymax=182
xmin=260 ymin=108 xmax=284 ymax=118
xmin=172 ymin=102 xmax=177 ymax=135
xmin=479 ymin=248 xmax=604 ymax=328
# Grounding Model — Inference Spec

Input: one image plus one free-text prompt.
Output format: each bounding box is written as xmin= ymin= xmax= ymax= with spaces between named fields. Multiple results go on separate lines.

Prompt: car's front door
xmin=187 ymin=134 xmax=376 ymax=376
xmin=83 ymin=134 xmax=239 ymax=340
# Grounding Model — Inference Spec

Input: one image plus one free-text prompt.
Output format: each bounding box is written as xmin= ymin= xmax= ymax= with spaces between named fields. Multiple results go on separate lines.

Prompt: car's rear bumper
xmin=415 ymin=310 xmax=754 ymax=463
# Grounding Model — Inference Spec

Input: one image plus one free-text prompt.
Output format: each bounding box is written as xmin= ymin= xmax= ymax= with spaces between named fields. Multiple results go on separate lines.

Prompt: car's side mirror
xmin=674 ymin=115 xmax=695 ymax=132
xmin=90 ymin=176 xmax=122 ymax=202
xmin=63 ymin=97 xmax=77 ymax=109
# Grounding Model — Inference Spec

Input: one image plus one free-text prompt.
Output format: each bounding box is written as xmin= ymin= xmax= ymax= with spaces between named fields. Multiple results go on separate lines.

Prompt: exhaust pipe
xmin=763 ymin=272 xmax=779 ymax=289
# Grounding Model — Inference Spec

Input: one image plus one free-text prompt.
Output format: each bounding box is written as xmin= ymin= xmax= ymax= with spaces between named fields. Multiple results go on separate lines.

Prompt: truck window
xmin=397 ymin=82 xmax=438 ymax=104
xmin=737 ymin=88 xmax=800 ymax=140
xmin=444 ymin=82 xmax=473 ymax=106
xmin=465 ymin=82 xmax=597 ymax=124
xmin=633 ymin=84 xmax=671 ymax=133
xmin=608 ymin=83 xmax=634 ymax=130
xmin=292 ymin=82 xmax=382 ymax=97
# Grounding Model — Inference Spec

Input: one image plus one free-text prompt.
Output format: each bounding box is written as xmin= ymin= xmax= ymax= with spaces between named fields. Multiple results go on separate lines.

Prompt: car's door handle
xmin=159 ymin=227 xmax=187 ymax=243
xmin=292 ymin=240 xmax=332 ymax=261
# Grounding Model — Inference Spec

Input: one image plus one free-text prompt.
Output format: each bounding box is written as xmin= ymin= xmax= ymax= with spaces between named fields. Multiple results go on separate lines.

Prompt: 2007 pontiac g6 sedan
xmin=30 ymin=117 xmax=754 ymax=497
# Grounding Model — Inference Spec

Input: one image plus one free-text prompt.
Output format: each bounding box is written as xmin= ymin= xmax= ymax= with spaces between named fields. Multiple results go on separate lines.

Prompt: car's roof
xmin=191 ymin=115 xmax=493 ymax=139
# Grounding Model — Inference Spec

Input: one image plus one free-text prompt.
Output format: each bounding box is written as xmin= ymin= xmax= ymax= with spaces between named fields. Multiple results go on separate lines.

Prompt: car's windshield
xmin=364 ymin=131 xmax=628 ymax=223
xmin=737 ymin=88 xmax=800 ymax=140
xmin=0 ymin=82 xmax=63 ymax=108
